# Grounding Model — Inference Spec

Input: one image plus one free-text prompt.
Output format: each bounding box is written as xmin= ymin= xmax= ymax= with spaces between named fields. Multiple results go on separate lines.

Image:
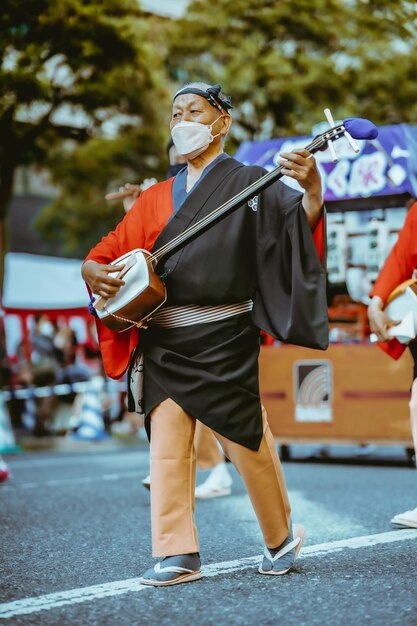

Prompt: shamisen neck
xmin=150 ymin=124 xmax=344 ymax=266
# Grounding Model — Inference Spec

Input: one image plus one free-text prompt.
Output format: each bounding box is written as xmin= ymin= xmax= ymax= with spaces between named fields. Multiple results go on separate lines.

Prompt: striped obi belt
xmin=150 ymin=300 xmax=254 ymax=328
xmin=127 ymin=300 xmax=254 ymax=416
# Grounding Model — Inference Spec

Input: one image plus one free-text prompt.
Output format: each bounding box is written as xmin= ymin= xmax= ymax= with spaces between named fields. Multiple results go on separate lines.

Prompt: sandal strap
xmin=264 ymin=536 xmax=300 ymax=563
xmin=154 ymin=563 xmax=194 ymax=574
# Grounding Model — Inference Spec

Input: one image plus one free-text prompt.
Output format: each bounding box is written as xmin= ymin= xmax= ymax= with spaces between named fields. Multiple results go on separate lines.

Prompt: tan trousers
xmin=194 ymin=421 xmax=224 ymax=469
xmin=150 ymin=398 xmax=291 ymax=557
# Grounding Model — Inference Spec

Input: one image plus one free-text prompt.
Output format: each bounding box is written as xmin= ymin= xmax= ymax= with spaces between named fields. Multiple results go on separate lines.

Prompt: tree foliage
xmin=167 ymin=0 xmax=417 ymax=140
xmin=3 ymin=0 xmax=417 ymax=265
xmin=35 ymin=121 xmax=171 ymax=255
xmin=0 ymin=0 xmax=172 ymax=271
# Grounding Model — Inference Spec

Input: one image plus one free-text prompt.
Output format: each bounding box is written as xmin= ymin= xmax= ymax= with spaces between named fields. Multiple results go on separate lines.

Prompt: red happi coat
xmin=370 ymin=201 xmax=417 ymax=359
xmin=85 ymin=178 xmax=174 ymax=378
xmin=85 ymin=169 xmax=325 ymax=379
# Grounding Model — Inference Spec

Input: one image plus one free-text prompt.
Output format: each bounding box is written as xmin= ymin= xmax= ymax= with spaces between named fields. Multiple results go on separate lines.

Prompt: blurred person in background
xmin=26 ymin=314 xmax=59 ymax=436
xmin=166 ymin=138 xmax=187 ymax=179
xmin=55 ymin=323 xmax=92 ymax=387
xmin=30 ymin=314 xmax=59 ymax=365
xmin=53 ymin=322 xmax=95 ymax=432
xmin=114 ymin=138 xmax=186 ymax=213
xmin=20 ymin=317 xmax=95 ymax=437
xmin=368 ymin=197 xmax=417 ymax=528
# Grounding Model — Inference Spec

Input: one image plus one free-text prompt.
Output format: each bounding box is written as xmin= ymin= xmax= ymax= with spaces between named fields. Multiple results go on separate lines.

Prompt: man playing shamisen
xmin=82 ymin=82 xmax=327 ymax=586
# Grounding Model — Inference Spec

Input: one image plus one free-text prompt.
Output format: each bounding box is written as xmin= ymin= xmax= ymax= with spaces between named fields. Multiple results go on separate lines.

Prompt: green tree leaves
xmin=0 ymin=0 xmax=172 ymax=266
xmin=2 ymin=0 xmax=417 ymax=266
xmin=167 ymin=0 xmax=417 ymax=138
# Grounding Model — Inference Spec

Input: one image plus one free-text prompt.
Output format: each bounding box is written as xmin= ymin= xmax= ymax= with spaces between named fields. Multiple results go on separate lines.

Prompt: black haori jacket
xmin=137 ymin=156 xmax=328 ymax=450
xmin=153 ymin=156 xmax=328 ymax=349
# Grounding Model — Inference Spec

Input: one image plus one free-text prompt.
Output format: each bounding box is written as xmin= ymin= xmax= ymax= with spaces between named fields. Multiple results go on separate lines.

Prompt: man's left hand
xmin=279 ymin=149 xmax=323 ymax=229
xmin=278 ymin=149 xmax=321 ymax=193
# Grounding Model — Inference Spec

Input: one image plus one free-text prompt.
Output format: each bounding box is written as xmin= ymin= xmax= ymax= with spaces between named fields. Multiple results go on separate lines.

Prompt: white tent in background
xmin=3 ymin=253 xmax=86 ymax=310
xmin=2 ymin=253 xmax=89 ymax=356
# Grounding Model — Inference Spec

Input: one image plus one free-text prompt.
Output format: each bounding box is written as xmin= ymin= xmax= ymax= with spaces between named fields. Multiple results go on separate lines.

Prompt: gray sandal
xmin=258 ymin=524 xmax=305 ymax=576
xmin=139 ymin=553 xmax=202 ymax=587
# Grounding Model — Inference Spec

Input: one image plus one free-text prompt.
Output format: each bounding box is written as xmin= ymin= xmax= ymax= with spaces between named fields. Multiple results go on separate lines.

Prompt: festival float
xmin=235 ymin=123 xmax=417 ymax=459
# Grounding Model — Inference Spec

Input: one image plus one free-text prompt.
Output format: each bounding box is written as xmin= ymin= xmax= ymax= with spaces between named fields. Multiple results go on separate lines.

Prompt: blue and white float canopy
xmin=234 ymin=123 xmax=417 ymax=205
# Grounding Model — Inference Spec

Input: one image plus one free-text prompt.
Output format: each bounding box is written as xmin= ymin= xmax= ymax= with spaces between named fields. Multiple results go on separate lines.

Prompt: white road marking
xmin=0 ymin=529 xmax=416 ymax=619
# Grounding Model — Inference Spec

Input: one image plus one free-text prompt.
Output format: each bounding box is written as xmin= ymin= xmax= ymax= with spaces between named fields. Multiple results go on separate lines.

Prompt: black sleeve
xmin=252 ymin=179 xmax=329 ymax=350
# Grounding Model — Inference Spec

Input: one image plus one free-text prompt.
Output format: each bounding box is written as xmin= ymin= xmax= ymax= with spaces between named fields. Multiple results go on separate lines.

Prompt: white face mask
xmin=171 ymin=115 xmax=222 ymax=160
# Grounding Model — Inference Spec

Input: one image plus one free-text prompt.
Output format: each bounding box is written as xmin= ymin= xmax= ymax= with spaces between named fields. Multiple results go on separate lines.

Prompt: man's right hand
xmin=368 ymin=296 xmax=400 ymax=342
xmin=82 ymin=260 xmax=126 ymax=299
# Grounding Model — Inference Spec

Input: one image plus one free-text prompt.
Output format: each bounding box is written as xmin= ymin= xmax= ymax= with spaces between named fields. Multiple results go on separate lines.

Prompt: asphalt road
xmin=1 ymin=444 xmax=417 ymax=626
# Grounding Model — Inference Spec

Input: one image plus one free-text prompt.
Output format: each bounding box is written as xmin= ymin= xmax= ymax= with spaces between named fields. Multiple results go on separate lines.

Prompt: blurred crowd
xmin=1 ymin=314 xmax=141 ymax=439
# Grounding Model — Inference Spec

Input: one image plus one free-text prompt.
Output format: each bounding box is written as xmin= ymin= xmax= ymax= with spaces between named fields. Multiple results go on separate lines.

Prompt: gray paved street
xmin=1 ymin=444 xmax=417 ymax=625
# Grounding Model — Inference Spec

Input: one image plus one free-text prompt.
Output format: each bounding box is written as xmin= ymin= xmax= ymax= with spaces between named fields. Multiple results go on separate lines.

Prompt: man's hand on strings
xmin=278 ymin=149 xmax=321 ymax=192
xmin=279 ymin=149 xmax=323 ymax=229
